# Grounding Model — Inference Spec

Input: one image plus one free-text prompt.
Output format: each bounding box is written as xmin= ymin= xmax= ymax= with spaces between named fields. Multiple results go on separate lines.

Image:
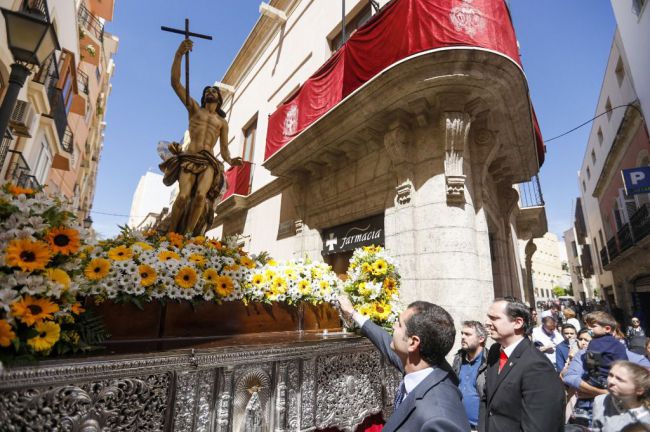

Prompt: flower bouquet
xmin=343 ymin=245 xmax=401 ymax=330
xmin=0 ymin=184 xmax=106 ymax=361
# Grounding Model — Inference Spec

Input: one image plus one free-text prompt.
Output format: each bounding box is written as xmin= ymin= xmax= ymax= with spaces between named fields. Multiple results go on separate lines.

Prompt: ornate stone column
xmin=524 ymin=238 xmax=537 ymax=306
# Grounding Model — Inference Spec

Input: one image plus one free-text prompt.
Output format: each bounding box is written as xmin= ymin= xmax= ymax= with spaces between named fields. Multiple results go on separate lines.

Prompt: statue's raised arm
xmin=171 ymin=40 xmax=199 ymax=113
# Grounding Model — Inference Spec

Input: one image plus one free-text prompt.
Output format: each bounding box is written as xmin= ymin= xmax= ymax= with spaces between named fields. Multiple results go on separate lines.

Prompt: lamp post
xmin=0 ymin=6 xmax=59 ymax=138
xmin=83 ymin=215 xmax=93 ymax=229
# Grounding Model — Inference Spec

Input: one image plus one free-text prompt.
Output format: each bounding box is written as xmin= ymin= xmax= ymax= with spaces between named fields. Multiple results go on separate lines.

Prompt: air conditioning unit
xmin=9 ymin=100 xmax=36 ymax=137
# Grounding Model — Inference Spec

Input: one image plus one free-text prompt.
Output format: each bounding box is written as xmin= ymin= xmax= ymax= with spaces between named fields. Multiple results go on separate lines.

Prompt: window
xmin=571 ymin=241 xmax=578 ymax=257
xmin=598 ymin=229 xmax=605 ymax=250
xmin=597 ymin=127 xmax=603 ymax=145
xmin=633 ymin=0 xmax=646 ymax=16
xmin=582 ymin=180 xmax=586 ymax=192
xmin=605 ymin=98 xmax=613 ymax=120
xmin=586 ymin=166 xmax=591 ymax=180
xmin=591 ymin=150 xmax=596 ymax=164
xmin=330 ymin=3 xmax=373 ymax=52
xmin=242 ymin=116 xmax=257 ymax=162
xmin=34 ymin=139 xmax=52 ymax=184
xmin=615 ymin=56 xmax=625 ymax=86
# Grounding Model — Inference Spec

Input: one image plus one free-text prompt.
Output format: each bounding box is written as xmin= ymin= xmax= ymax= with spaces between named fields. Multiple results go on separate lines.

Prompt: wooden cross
xmin=161 ymin=19 xmax=213 ymax=107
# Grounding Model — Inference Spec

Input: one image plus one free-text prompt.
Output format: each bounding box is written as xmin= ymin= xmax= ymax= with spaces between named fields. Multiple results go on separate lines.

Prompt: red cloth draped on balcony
xmin=316 ymin=413 xmax=384 ymax=432
xmin=265 ymin=0 xmax=545 ymax=165
xmin=221 ymin=161 xmax=252 ymax=201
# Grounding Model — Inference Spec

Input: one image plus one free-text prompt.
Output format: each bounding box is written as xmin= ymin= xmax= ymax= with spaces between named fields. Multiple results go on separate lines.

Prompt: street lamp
xmin=83 ymin=215 xmax=93 ymax=229
xmin=0 ymin=7 xmax=59 ymax=138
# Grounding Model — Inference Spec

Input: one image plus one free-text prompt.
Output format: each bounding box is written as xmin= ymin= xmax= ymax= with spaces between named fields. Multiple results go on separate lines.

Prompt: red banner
xmin=265 ymin=0 xmax=544 ymax=165
xmin=221 ymin=161 xmax=252 ymax=201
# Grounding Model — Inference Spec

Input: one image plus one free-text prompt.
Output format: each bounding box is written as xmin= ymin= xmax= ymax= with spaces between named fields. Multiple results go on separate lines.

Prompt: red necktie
xmin=498 ymin=349 xmax=508 ymax=373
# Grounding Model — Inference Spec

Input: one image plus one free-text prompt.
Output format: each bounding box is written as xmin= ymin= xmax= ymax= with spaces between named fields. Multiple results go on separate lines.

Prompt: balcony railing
xmin=517 ymin=174 xmax=545 ymax=208
xmin=630 ymin=203 xmax=650 ymax=243
xmin=22 ymin=0 xmax=51 ymax=22
xmin=0 ymin=130 xmax=14 ymax=174
xmin=77 ymin=69 xmax=89 ymax=95
xmin=62 ymin=126 xmax=73 ymax=154
xmin=617 ymin=223 xmax=634 ymax=252
xmin=5 ymin=150 xmax=40 ymax=189
xmin=607 ymin=236 xmax=619 ymax=262
xmin=78 ymin=3 xmax=104 ymax=42
xmin=600 ymin=246 xmax=609 ymax=268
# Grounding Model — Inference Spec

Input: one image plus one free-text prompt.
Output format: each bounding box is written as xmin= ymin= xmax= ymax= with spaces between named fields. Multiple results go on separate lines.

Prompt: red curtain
xmin=316 ymin=413 xmax=384 ymax=432
xmin=265 ymin=0 xmax=544 ymax=165
xmin=221 ymin=161 xmax=252 ymax=201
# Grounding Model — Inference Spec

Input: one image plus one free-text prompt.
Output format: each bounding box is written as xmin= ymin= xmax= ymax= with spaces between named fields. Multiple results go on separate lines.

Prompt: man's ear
xmin=513 ymin=316 xmax=525 ymax=330
xmin=409 ymin=335 xmax=421 ymax=353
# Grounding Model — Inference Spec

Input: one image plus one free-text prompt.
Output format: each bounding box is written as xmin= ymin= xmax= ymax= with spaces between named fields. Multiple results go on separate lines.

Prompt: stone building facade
xmin=206 ymin=0 xmax=548 ymax=324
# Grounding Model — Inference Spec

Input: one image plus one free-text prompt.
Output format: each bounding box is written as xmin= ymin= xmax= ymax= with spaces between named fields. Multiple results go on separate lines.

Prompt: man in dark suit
xmin=480 ymin=297 xmax=565 ymax=432
xmin=338 ymin=296 xmax=470 ymax=432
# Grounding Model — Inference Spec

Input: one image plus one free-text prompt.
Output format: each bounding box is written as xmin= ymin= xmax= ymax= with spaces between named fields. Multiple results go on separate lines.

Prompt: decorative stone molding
xmin=384 ymin=113 xmax=415 ymax=207
xmin=395 ymin=179 xmax=414 ymax=207
xmin=443 ymin=112 xmax=471 ymax=203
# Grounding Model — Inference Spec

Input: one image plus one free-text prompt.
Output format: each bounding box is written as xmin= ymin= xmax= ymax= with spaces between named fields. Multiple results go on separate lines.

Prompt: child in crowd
xmin=583 ymin=311 xmax=629 ymax=390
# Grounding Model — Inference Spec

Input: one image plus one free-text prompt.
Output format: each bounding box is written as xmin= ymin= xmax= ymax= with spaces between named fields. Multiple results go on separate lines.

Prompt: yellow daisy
xmin=189 ymin=253 xmax=207 ymax=266
xmin=168 ymin=232 xmax=185 ymax=248
xmin=133 ymin=241 xmax=153 ymax=251
xmin=175 ymin=266 xmax=197 ymax=289
xmin=46 ymin=227 xmax=81 ymax=256
xmin=158 ymin=250 xmax=180 ymax=262
xmin=190 ymin=236 xmax=206 ymax=245
xmin=383 ymin=277 xmax=397 ymax=294
xmin=251 ymin=273 xmax=266 ymax=287
xmin=361 ymin=262 xmax=373 ymax=274
xmin=11 ymin=296 xmax=60 ymax=326
xmin=214 ymin=275 xmax=234 ymax=297
xmin=298 ymin=280 xmax=311 ymax=295
xmin=239 ymin=256 xmax=256 ymax=269
xmin=27 ymin=320 xmax=60 ymax=352
xmin=45 ymin=268 xmax=71 ymax=291
xmin=371 ymin=302 xmax=392 ymax=321
xmin=202 ymin=268 xmax=219 ymax=284
xmin=372 ymin=259 xmax=388 ymax=276
xmin=5 ymin=238 xmax=51 ymax=272
xmin=0 ymin=319 xmax=16 ymax=347
xmin=358 ymin=282 xmax=372 ymax=297
xmin=267 ymin=259 xmax=278 ymax=267
xmin=107 ymin=245 xmax=133 ymax=261
xmin=271 ymin=277 xmax=288 ymax=294
xmin=138 ymin=264 xmax=157 ymax=287
xmin=84 ymin=258 xmax=111 ymax=281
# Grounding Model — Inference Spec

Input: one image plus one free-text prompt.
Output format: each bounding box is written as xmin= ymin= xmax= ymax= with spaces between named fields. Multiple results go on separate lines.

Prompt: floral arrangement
xmin=0 ymin=184 xmax=104 ymax=360
xmin=85 ymin=44 xmax=96 ymax=57
xmin=344 ymin=245 xmax=401 ymax=329
xmin=75 ymin=229 xmax=260 ymax=304
xmin=245 ymin=259 xmax=342 ymax=305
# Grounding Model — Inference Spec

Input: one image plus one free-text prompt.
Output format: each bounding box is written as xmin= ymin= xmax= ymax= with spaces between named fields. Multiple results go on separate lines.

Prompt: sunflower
xmin=207 ymin=240 xmax=222 ymax=249
xmin=271 ymin=277 xmax=287 ymax=295
xmin=383 ymin=277 xmax=397 ymax=294
xmin=223 ymin=264 xmax=240 ymax=272
xmin=298 ymin=280 xmax=311 ymax=295
xmin=361 ymin=262 xmax=373 ymax=274
xmin=358 ymin=282 xmax=372 ymax=297
xmin=319 ymin=280 xmax=331 ymax=295
xmin=214 ymin=275 xmax=234 ymax=297
xmin=371 ymin=302 xmax=392 ymax=321
xmin=357 ymin=303 xmax=373 ymax=317
xmin=0 ymin=319 xmax=16 ymax=347
xmin=190 ymin=236 xmax=206 ymax=245
xmin=27 ymin=320 xmax=61 ymax=352
xmin=239 ymin=256 xmax=256 ymax=269
xmin=158 ymin=250 xmax=180 ymax=262
xmin=46 ymin=227 xmax=81 ymax=255
xmin=284 ymin=268 xmax=297 ymax=280
xmin=4 ymin=238 xmax=51 ymax=272
xmin=251 ymin=273 xmax=266 ymax=287
xmin=168 ymin=232 xmax=185 ymax=248
xmin=11 ymin=295 xmax=60 ymax=326
xmin=138 ymin=264 xmax=157 ymax=287
xmin=188 ymin=253 xmax=207 ymax=266
xmin=133 ymin=241 xmax=153 ymax=251
xmin=7 ymin=183 xmax=35 ymax=196
xmin=45 ymin=268 xmax=71 ymax=291
xmin=84 ymin=258 xmax=111 ymax=281
xmin=371 ymin=259 xmax=388 ymax=276
xmin=70 ymin=303 xmax=85 ymax=315
xmin=175 ymin=266 xmax=197 ymax=289
xmin=107 ymin=245 xmax=133 ymax=261
xmin=202 ymin=268 xmax=219 ymax=284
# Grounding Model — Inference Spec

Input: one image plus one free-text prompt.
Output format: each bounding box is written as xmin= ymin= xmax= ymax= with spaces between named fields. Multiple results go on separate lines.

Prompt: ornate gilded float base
xmin=0 ymin=333 xmax=400 ymax=431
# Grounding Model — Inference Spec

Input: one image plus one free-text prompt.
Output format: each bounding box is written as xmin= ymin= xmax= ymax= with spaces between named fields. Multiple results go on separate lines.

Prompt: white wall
xmin=128 ymin=171 xmax=173 ymax=228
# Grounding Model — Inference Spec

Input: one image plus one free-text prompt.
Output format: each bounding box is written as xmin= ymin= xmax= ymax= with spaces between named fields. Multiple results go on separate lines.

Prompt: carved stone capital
xmin=395 ymin=180 xmax=414 ymax=207
xmin=443 ymin=112 xmax=471 ymax=203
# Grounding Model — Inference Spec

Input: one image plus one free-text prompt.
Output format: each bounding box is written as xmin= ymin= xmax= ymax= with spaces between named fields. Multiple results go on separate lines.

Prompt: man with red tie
xmin=479 ymin=297 xmax=565 ymax=432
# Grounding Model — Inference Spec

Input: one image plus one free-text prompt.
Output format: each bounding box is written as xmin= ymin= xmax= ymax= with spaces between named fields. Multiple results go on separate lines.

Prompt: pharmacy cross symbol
xmin=326 ymin=233 xmax=338 ymax=252
xmin=161 ymin=19 xmax=213 ymax=108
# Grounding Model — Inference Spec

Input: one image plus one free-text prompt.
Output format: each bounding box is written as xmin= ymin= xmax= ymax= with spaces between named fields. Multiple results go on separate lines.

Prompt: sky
xmin=93 ymin=0 xmax=617 ymax=240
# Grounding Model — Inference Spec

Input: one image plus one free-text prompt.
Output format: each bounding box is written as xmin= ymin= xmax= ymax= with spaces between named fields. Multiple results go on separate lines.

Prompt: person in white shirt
xmin=563 ymin=307 xmax=582 ymax=331
xmin=532 ymin=314 xmax=565 ymax=366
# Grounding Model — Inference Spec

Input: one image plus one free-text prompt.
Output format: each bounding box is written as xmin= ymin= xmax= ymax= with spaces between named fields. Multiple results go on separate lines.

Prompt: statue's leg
xmin=167 ymin=170 xmax=194 ymax=233
xmin=185 ymin=168 xmax=215 ymax=234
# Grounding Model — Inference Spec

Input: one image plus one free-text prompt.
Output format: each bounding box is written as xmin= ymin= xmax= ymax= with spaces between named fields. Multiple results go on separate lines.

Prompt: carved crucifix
xmin=161 ymin=19 xmax=213 ymax=108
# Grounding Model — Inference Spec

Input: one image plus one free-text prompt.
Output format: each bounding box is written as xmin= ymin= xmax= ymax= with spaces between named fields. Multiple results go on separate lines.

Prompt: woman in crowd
xmin=564 ymin=307 xmax=582 ymax=331
xmin=591 ymin=360 xmax=650 ymax=431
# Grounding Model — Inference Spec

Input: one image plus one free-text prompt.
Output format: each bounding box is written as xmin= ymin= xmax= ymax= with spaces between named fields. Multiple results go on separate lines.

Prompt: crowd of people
xmin=337 ymin=295 xmax=650 ymax=432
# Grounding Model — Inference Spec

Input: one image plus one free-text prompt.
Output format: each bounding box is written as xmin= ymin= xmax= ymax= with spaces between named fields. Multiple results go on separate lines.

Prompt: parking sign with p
xmin=622 ymin=166 xmax=650 ymax=196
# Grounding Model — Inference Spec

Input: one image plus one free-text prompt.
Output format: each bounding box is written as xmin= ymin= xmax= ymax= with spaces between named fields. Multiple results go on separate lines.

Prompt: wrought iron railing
xmin=580 ymin=244 xmax=594 ymax=278
xmin=517 ymin=174 xmax=545 ymax=208
xmin=5 ymin=150 xmax=40 ymax=189
xmin=600 ymin=246 xmax=609 ymax=268
xmin=47 ymin=87 xmax=68 ymax=145
xmin=607 ymin=237 xmax=619 ymax=262
xmin=0 ymin=130 xmax=14 ymax=174
xmin=617 ymin=223 xmax=634 ymax=252
xmin=22 ymin=0 xmax=50 ymax=22
xmin=78 ymin=3 xmax=104 ymax=42
xmin=630 ymin=204 xmax=650 ymax=244
xmin=62 ymin=126 xmax=73 ymax=154
xmin=77 ymin=69 xmax=89 ymax=95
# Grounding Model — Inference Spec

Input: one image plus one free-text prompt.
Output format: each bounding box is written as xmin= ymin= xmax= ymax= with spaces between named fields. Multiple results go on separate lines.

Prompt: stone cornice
xmin=592 ymin=103 xmax=644 ymax=198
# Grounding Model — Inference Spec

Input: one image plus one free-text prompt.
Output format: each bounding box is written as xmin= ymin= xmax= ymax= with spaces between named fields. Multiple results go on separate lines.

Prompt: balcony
xmin=600 ymin=246 xmax=609 ymax=267
xmin=630 ymin=203 xmax=650 ymax=243
xmin=604 ymin=204 xmax=650 ymax=268
xmin=515 ymin=175 xmax=547 ymax=240
xmin=607 ymin=236 xmax=620 ymax=262
xmin=617 ymin=223 xmax=634 ymax=252
xmin=580 ymin=244 xmax=594 ymax=278
xmin=78 ymin=3 xmax=103 ymax=66
xmin=61 ymin=126 xmax=73 ymax=154
xmin=0 ymin=131 xmax=15 ymax=175
xmin=4 ymin=150 xmax=40 ymax=189
xmin=21 ymin=0 xmax=50 ymax=21
xmin=77 ymin=69 xmax=89 ymax=95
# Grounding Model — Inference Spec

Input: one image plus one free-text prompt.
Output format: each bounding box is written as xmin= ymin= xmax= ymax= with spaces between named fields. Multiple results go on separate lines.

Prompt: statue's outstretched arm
xmin=172 ymin=40 xmax=199 ymax=113
xmin=219 ymin=122 xmax=242 ymax=166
